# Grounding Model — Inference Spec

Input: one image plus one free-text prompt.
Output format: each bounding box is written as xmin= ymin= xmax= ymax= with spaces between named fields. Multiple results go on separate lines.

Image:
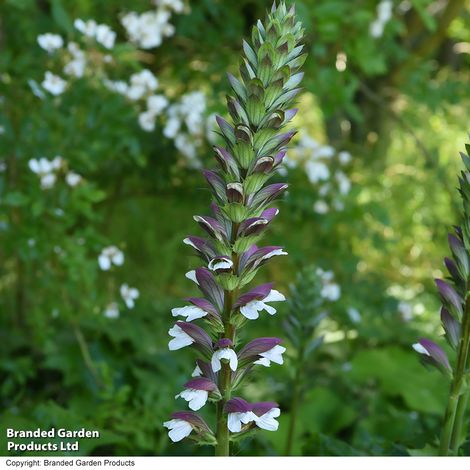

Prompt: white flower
xmin=40 ymin=173 xmax=56 ymax=189
xmin=103 ymin=80 xmax=128 ymax=95
xmin=336 ymin=172 xmax=351 ymax=195
xmin=240 ymin=289 xmax=286 ymax=320
xmin=347 ymin=307 xmax=361 ymax=324
xmin=321 ymin=283 xmax=341 ymax=301
xmin=175 ymin=388 xmax=208 ymax=411
xmin=314 ymin=200 xmax=329 ymax=214
xmin=412 ymin=343 xmax=430 ymax=356
xmin=191 ymin=364 xmax=202 ymax=377
xmin=95 ymin=24 xmax=116 ymax=49
xmin=74 ymin=18 xmax=97 ymax=37
xmin=50 ymin=156 xmax=64 ymax=170
xmin=120 ymin=284 xmax=140 ymax=309
xmin=163 ymin=116 xmax=181 ymax=138
xmin=42 ymin=72 xmax=66 ymax=95
xmin=147 ymin=94 xmax=168 ymax=114
xmin=29 ymin=157 xmax=52 ymax=175
xmin=339 ymin=151 xmax=351 ymax=165
xmin=314 ymin=145 xmax=335 ymax=159
xmin=211 ymin=348 xmax=238 ymax=372
xmin=255 ymin=407 xmax=280 ymax=431
xmin=66 ymin=172 xmax=82 ymax=187
xmin=172 ymin=305 xmax=207 ymax=322
xmin=168 ymin=324 xmax=194 ymax=350
xmin=163 ymin=419 xmax=193 ymax=442
xmin=305 ymin=161 xmax=330 ymax=183
xmin=227 ymin=411 xmax=257 ymax=433
xmin=64 ymin=57 xmax=86 ymax=78
xmin=369 ymin=20 xmax=384 ymax=38
xmin=185 ymin=270 xmax=199 ymax=284
xmin=37 ymin=33 xmax=63 ymax=53
xmin=259 ymin=249 xmax=288 ymax=264
xmin=130 ymin=69 xmax=158 ymax=92
xmin=208 ymin=258 xmax=233 ymax=271
xmin=138 ymin=110 xmax=156 ymax=132
xmin=254 ymin=345 xmax=286 ymax=367
xmin=399 ymin=301 xmax=413 ymax=321
xmin=104 ymin=302 xmax=119 ymax=319
xmin=98 ymin=246 xmax=124 ymax=270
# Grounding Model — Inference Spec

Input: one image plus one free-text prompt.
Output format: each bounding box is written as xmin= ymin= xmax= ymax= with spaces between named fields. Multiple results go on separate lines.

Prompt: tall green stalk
xmin=414 ymin=141 xmax=470 ymax=456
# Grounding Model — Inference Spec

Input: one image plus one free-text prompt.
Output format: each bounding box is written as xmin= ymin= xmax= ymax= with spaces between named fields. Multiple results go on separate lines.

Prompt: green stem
xmin=451 ymin=392 xmax=469 ymax=454
xmin=440 ymin=392 xmax=460 ymax=456
xmin=215 ymin=235 xmax=239 ymax=456
xmin=285 ymin=347 xmax=304 ymax=455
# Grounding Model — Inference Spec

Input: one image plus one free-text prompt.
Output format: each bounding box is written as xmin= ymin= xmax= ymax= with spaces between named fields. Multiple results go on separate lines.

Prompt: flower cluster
xmin=35 ymin=5 xmax=210 ymax=166
xmin=98 ymin=246 xmax=140 ymax=318
xmin=163 ymin=92 xmax=207 ymax=164
xmin=413 ymin=142 xmax=470 ymax=455
xmin=287 ymin=132 xmax=352 ymax=214
xmin=121 ymin=0 xmax=184 ymax=49
xmin=164 ymin=3 xmax=305 ymax=454
xmin=369 ymin=0 xmax=393 ymax=38
xmin=28 ymin=156 xmax=82 ymax=189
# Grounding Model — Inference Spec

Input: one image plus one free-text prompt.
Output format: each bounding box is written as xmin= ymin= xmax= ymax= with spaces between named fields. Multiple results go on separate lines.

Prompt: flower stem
xmin=215 ymin=239 xmax=239 ymax=456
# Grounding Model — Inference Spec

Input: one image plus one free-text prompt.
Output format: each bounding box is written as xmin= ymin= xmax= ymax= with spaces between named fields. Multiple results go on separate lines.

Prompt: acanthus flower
xmin=164 ymin=2 xmax=305 ymax=455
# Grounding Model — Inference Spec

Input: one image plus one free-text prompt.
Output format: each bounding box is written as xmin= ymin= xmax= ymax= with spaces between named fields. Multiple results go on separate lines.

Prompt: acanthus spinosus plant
xmin=413 ymin=141 xmax=470 ymax=456
xmin=163 ymin=2 xmax=305 ymax=455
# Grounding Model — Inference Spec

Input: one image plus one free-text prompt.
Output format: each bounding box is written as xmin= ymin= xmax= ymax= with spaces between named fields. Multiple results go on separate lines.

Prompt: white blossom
xmin=211 ymin=348 xmax=238 ymax=372
xmin=321 ymin=283 xmax=341 ymax=301
xmin=240 ymin=289 xmax=286 ymax=320
xmin=305 ymin=161 xmax=330 ymax=183
xmin=254 ymin=345 xmax=286 ymax=367
xmin=147 ymin=94 xmax=168 ymax=114
xmin=163 ymin=419 xmax=193 ymax=442
xmin=138 ymin=110 xmax=157 ymax=132
xmin=412 ymin=343 xmax=430 ymax=356
xmin=255 ymin=407 xmax=281 ymax=431
xmin=314 ymin=200 xmax=329 ymax=214
xmin=227 ymin=411 xmax=257 ymax=433
xmin=347 ymin=307 xmax=361 ymax=324
xmin=168 ymin=324 xmax=194 ymax=350
xmin=95 ymin=24 xmax=116 ymax=49
xmin=104 ymin=302 xmax=119 ymax=319
xmin=98 ymin=246 xmax=124 ymax=270
xmin=65 ymin=172 xmax=82 ymax=187
xmin=42 ymin=72 xmax=67 ymax=95
xmin=120 ymin=284 xmax=140 ymax=309
xmin=191 ymin=364 xmax=202 ymax=377
xmin=172 ymin=305 xmax=207 ymax=322
xmin=37 ymin=33 xmax=63 ymax=53
xmin=175 ymin=388 xmax=208 ymax=411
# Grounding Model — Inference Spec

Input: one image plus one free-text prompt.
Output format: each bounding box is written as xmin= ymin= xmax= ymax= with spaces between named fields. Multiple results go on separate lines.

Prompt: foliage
xmin=0 ymin=0 xmax=469 ymax=457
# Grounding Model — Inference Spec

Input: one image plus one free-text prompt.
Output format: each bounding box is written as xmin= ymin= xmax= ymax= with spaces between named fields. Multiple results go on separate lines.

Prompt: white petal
xmin=263 ymin=289 xmax=286 ymax=303
xmin=168 ymin=325 xmax=194 ymax=350
xmin=254 ymin=357 xmax=271 ymax=367
xmin=228 ymin=413 xmax=242 ymax=433
xmin=163 ymin=419 xmax=193 ymax=442
xmin=112 ymin=250 xmax=124 ymax=266
xmin=412 ymin=343 xmax=430 ymax=356
xmin=208 ymin=259 xmax=233 ymax=271
xmin=240 ymin=301 xmax=262 ymax=320
xmin=191 ymin=364 xmax=202 ymax=377
xmin=259 ymin=345 xmax=286 ymax=365
xmin=185 ymin=270 xmax=199 ymax=285
xmin=171 ymin=306 xmax=207 ymax=322
xmin=98 ymin=255 xmax=111 ymax=271
xmin=255 ymin=408 xmax=280 ymax=431
xmin=211 ymin=351 xmax=222 ymax=372
xmin=263 ymin=304 xmax=277 ymax=315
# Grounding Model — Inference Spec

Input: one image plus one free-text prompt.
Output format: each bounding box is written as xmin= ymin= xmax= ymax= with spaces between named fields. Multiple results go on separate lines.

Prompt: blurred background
xmin=1 ymin=0 xmax=470 ymax=456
